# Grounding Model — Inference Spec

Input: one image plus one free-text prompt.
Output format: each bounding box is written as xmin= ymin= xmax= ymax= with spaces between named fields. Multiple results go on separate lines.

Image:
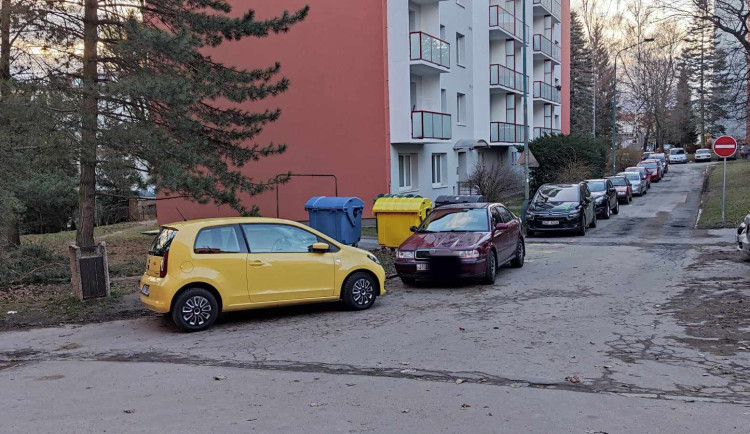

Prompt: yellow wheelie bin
xmin=372 ymin=197 xmax=432 ymax=248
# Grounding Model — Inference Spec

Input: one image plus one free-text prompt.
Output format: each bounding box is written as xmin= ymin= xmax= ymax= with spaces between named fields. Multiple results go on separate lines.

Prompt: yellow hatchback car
xmin=140 ymin=217 xmax=386 ymax=332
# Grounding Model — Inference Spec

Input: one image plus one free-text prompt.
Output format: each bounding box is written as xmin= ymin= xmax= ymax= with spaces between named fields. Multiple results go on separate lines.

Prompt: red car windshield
xmin=419 ymin=208 xmax=489 ymax=232
xmin=639 ymin=162 xmax=658 ymax=169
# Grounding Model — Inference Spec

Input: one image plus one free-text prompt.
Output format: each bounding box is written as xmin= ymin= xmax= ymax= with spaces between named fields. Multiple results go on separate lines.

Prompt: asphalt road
xmin=2 ymin=163 xmax=750 ymax=433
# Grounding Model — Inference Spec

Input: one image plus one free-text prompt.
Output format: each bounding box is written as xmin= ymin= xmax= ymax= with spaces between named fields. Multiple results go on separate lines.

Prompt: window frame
xmin=456 ymin=32 xmax=466 ymax=66
xmin=457 ymin=92 xmax=467 ymax=125
xmin=193 ymin=224 xmax=247 ymax=254
xmin=398 ymin=153 xmax=416 ymax=191
xmin=431 ymin=153 xmax=447 ymax=187
xmin=241 ymin=223 xmax=338 ymax=254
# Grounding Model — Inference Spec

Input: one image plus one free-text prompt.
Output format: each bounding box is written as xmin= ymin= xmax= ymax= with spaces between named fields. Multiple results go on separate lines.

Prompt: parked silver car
xmin=618 ymin=172 xmax=646 ymax=196
xmin=738 ymin=212 xmax=750 ymax=257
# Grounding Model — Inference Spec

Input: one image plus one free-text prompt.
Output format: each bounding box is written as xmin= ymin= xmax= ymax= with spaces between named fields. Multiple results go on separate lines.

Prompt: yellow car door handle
xmin=248 ymin=260 xmax=266 ymax=267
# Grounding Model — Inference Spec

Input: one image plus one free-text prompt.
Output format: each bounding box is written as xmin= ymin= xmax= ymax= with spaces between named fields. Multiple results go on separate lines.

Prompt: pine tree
xmin=591 ymin=25 xmax=614 ymax=140
xmin=23 ymin=1 xmax=309 ymax=247
xmin=569 ymin=11 xmax=594 ymax=135
xmin=705 ymin=35 xmax=732 ymax=138
xmin=669 ymin=62 xmax=697 ymax=149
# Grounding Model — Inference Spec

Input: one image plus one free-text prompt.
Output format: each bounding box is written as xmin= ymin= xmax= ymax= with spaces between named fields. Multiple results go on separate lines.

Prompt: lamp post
xmin=611 ymin=38 xmax=654 ymax=175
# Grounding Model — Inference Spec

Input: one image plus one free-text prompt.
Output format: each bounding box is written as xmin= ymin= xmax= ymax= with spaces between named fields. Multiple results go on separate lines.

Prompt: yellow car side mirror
xmin=309 ymin=242 xmax=330 ymax=253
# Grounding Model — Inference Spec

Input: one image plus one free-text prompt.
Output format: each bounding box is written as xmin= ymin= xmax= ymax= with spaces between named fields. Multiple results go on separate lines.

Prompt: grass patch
xmin=698 ymin=160 xmax=750 ymax=228
xmin=361 ymin=226 xmax=378 ymax=238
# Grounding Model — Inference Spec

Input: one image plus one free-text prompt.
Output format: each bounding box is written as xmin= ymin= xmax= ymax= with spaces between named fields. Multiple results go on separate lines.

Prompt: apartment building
xmin=157 ymin=0 xmax=570 ymax=223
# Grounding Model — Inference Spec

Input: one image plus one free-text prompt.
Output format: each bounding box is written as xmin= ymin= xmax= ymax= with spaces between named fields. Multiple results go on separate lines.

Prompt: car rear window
xmin=670 ymin=149 xmax=685 ymax=155
xmin=534 ymin=186 xmax=580 ymax=202
xmin=586 ymin=181 xmax=606 ymax=192
xmin=194 ymin=226 xmax=243 ymax=254
xmin=149 ymin=228 xmax=177 ymax=257
xmin=639 ymin=162 xmax=658 ymax=169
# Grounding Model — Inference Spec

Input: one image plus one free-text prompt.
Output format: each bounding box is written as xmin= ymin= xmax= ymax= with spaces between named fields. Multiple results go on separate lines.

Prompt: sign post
xmin=712 ymin=136 xmax=738 ymax=224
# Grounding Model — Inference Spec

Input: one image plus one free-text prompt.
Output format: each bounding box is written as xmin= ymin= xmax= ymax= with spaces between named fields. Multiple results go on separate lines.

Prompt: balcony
xmin=490 ymin=122 xmax=525 ymax=143
xmin=533 ymin=0 xmax=561 ymax=21
xmin=533 ymin=127 xmax=561 ymax=139
xmin=532 ymin=34 xmax=561 ymax=63
xmin=533 ymin=81 xmax=561 ymax=104
xmin=489 ymin=64 xmax=527 ymax=94
xmin=412 ymin=110 xmax=451 ymax=140
xmin=489 ymin=5 xmax=528 ymax=43
xmin=409 ymin=31 xmax=450 ymax=74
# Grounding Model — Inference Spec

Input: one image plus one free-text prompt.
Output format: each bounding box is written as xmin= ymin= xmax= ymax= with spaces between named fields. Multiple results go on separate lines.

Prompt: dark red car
xmin=394 ymin=203 xmax=524 ymax=285
xmin=606 ymin=176 xmax=633 ymax=204
xmin=637 ymin=159 xmax=662 ymax=182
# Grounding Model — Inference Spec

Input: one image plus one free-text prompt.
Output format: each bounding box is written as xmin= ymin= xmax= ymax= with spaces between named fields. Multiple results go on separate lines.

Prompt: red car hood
xmin=399 ymin=231 xmax=490 ymax=251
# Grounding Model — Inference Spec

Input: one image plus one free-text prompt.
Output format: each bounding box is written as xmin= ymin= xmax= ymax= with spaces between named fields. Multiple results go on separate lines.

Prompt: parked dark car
xmin=649 ymin=153 xmax=669 ymax=174
xmin=606 ymin=175 xmax=633 ymax=204
xmin=526 ymin=183 xmax=596 ymax=236
xmin=395 ymin=203 xmax=524 ymax=285
xmin=585 ymin=178 xmax=620 ymax=219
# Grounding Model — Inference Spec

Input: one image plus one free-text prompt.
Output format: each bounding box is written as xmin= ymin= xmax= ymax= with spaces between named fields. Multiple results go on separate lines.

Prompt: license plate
xmin=542 ymin=220 xmax=560 ymax=226
xmin=416 ymin=263 xmax=429 ymax=271
xmin=140 ymin=284 xmax=150 ymax=296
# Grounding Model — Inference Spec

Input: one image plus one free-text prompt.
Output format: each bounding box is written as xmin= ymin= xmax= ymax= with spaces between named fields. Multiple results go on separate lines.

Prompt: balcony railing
xmin=533 ymin=81 xmax=561 ymax=103
xmin=532 ymin=34 xmax=561 ymax=62
xmin=412 ymin=110 xmax=452 ymax=140
xmin=534 ymin=127 xmax=561 ymax=138
xmin=489 ymin=64 xmax=526 ymax=92
xmin=409 ymin=31 xmax=450 ymax=69
xmin=533 ymin=0 xmax=561 ymax=20
xmin=490 ymin=121 xmax=524 ymax=143
xmin=489 ymin=5 xmax=528 ymax=42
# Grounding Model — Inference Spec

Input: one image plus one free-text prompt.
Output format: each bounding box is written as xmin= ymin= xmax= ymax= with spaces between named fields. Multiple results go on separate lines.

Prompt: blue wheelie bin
xmin=304 ymin=196 xmax=366 ymax=246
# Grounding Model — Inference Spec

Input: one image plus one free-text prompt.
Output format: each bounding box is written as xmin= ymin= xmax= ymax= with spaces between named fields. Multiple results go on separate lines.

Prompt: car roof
xmin=696 ymin=149 xmax=710 ymax=152
xmin=540 ymin=183 xmax=581 ymax=188
xmin=585 ymin=179 xmax=608 ymax=182
xmin=162 ymin=216 xmax=300 ymax=229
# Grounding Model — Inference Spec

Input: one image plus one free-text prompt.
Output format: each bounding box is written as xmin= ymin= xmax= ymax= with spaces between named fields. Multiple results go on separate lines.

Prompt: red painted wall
xmin=561 ymin=0 xmax=571 ymax=135
xmin=157 ymin=1 xmax=391 ymax=224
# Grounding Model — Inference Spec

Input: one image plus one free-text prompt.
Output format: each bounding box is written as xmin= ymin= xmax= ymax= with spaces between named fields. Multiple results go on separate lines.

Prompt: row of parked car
xmin=392 ymin=156 xmax=671 ymax=287
xmin=525 ymin=155 xmax=667 ymax=236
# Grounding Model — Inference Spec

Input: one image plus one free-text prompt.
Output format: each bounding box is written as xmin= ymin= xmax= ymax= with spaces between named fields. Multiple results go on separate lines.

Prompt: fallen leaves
xmin=566 ymin=375 xmax=581 ymax=383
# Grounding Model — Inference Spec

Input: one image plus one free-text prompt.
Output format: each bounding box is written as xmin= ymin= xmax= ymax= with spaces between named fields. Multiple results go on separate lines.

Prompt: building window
xmin=456 ymin=33 xmax=465 ymax=66
xmin=505 ymin=40 xmax=515 ymax=69
xmin=398 ymin=154 xmax=416 ymax=190
xmin=544 ymin=60 xmax=552 ymax=84
xmin=432 ymin=153 xmax=447 ymax=187
xmin=456 ymin=93 xmax=466 ymax=125
xmin=506 ymin=94 xmax=515 ymax=123
xmin=544 ymin=15 xmax=552 ymax=40
xmin=441 ymin=89 xmax=447 ymax=113
xmin=544 ymin=104 xmax=552 ymax=128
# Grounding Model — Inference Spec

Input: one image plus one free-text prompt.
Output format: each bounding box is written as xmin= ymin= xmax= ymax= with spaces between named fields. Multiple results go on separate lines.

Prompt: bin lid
xmin=372 ymin=197 xmax=433 ymax=213
xmin=304 ymin=196 xmax=365 ymax=211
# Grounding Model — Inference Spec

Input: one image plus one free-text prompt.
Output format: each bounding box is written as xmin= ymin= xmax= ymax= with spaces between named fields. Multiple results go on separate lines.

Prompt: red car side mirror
xmin=495 ymin=223 xmax=509 ymax=231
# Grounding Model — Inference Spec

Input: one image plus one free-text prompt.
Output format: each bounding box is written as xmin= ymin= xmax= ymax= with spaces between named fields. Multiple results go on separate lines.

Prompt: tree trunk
xmin=1 ymin=0 xmax=20 ymax=247
xmin=76 ymin=0 xmax=98 ymax=248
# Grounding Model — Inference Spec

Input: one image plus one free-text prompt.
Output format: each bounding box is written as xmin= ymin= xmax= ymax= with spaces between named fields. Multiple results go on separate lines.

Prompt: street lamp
xmin=611 ymin=38 xmax=654 ymax=175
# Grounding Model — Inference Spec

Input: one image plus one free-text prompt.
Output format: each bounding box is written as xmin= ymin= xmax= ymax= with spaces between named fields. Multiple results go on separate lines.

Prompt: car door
xmin=490 ymin=206 xmax=504 ymax=257
xmin=242 ymin=223 xmax=336 ymax=303
xmin=606 ymin=180 xmax=616 ymax=208
xmin=192 ymin=225 xmax=250 ymax=306
xmin=497 ymin=206 xmax=519 ymax=262
xmin=582 ymin=185 xmax=594 ymax=224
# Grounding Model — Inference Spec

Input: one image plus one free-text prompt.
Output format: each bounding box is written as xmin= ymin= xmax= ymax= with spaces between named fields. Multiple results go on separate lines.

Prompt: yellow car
xmin=139 ymin=217 xmax=386 ymax=332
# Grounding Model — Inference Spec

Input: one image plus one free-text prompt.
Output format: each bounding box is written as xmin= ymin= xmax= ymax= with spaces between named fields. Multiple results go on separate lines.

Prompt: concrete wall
xmin=156 ymin=0 xmax=391 ymax=224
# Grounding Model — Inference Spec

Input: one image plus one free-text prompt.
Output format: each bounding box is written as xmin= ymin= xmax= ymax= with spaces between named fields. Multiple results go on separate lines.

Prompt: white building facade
xmin=387 ymin=0 xmax=568 ymax=200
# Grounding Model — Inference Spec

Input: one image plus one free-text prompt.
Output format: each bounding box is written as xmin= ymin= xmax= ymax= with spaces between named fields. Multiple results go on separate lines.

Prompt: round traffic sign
xmin=713 ymin=135 xmax=738 ymax=158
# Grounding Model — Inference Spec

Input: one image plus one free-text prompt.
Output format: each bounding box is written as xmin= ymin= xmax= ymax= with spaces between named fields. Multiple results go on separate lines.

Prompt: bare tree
xmin=466 ymin=162 xmax=524 ymax=202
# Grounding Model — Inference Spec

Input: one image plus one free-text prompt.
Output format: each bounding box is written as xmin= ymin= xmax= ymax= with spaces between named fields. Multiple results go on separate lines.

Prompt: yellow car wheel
xmin=343 ymin=272 xmax=377 ymax=310
xmin=171 ymin=288 xmax=219 ymax=332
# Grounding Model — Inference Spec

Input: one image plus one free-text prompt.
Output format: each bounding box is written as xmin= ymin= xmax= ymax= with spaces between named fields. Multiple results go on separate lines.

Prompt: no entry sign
xmin=713 ymin=135 xmax=738 ymax=158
